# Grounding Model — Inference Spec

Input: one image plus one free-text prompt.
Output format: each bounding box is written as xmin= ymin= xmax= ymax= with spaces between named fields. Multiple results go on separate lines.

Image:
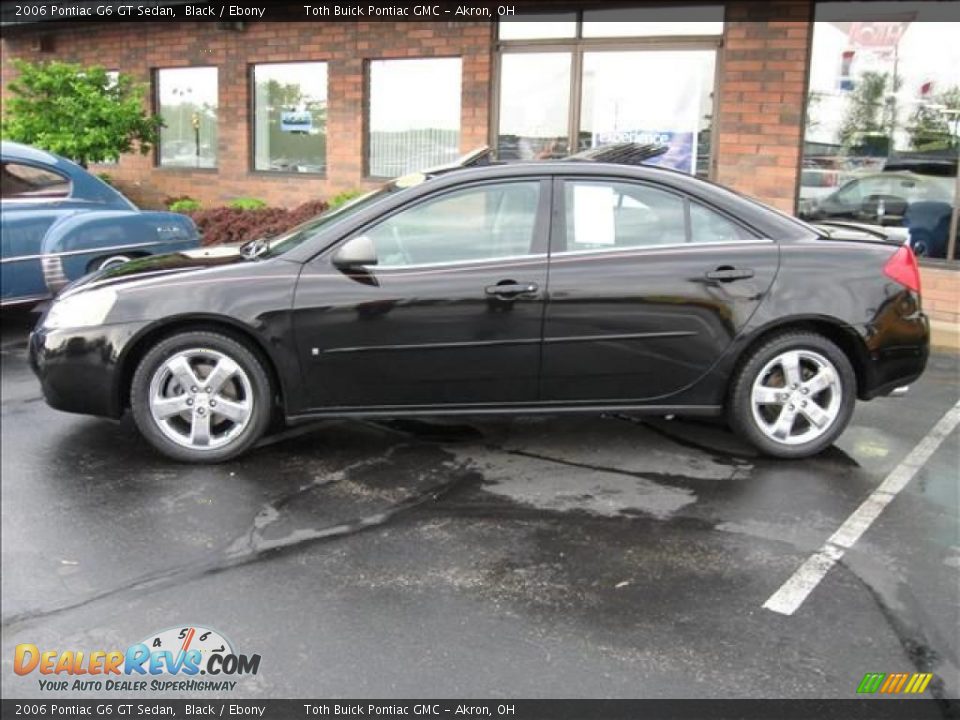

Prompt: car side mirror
xmin=332 ymin=235 xmax=378 ymax=268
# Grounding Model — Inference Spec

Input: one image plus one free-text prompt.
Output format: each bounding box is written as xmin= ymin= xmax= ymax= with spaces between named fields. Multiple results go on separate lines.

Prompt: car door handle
xmin=705 ymin=266 xmax=755 ymax=282
xmin=485 ymin=281 xmax=539 ymax=298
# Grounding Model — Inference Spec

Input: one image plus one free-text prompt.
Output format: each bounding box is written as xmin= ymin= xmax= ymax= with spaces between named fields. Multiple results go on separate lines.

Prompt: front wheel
xmin=728 ymin=332 xmax=856 ymax=459
xmin=131 ymin=331 xmax=273 ymax=463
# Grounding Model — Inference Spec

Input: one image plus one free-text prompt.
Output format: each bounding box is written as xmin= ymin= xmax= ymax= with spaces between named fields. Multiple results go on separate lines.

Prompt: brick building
xmin=1 ymin=4 xmax=819 ymax=212
xmin=2 ymin=2 xmax=957 ymax=333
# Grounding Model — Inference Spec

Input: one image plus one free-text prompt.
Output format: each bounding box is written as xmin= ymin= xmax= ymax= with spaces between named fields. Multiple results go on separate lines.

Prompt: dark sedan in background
xmin=29 ymin=155 xmax=929 ymax=463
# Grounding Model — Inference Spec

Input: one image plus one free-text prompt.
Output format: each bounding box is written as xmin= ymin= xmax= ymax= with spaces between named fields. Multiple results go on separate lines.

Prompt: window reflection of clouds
xmin=158 ymin=67 xmax=218 ymax=106
xmin=369 ymin=58 xmax=461 ymax=132
xmin=807 ymin=15 xmax=960 ymax=149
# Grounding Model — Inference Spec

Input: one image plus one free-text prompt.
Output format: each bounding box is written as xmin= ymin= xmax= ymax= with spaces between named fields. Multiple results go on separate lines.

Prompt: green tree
xmin=907 ymin=86 xmax=960 ymax=151
xmin=838 ymin=71 xmax=892 ymax=149
xmin=1 ymin=60 xmax=162 ymax=167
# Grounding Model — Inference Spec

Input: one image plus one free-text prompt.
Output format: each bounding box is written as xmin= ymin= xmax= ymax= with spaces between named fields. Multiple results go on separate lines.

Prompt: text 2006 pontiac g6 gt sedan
xmin=29 ymin=158 xmax=929 ymax=463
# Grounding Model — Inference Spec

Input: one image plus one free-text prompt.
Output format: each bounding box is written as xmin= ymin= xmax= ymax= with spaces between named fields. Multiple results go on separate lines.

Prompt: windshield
xmin=260 ymin=184 xmax=400 ymax=258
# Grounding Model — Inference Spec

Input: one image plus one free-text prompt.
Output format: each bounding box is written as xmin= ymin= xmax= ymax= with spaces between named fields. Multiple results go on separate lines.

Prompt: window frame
xmin=153 ymin=65 xmax=220 ymax=172
xmin=248 ymin=60 xmax=330 ymax=177
xmin=364 ymin=55 xmax=464 ymax=181
xmin=550 ymin=176 xmax=764 ymax=256
xmin=0 ymin=161 xmax=73 ymax=203
xmin=337 ymin=178 xmax=553 ymax=270
xmin=492 ymin=24 xmax=722 ymax=177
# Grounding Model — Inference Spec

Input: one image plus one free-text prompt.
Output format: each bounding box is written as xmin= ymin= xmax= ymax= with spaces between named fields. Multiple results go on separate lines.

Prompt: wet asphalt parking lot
xmin=1 ymin=306 xmax=958 ymax=704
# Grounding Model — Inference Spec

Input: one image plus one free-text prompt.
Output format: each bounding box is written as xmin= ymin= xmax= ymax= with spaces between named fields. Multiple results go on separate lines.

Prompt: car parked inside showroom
xmin=1 ymin=141 xmax=200 ymax=306
xmin=29 ymin=148 xmax=929 ymax=463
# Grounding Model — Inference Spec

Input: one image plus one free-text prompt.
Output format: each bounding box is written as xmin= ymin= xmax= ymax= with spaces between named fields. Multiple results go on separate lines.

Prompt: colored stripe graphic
xmin=857 ymin=673 xmax=885 ymax=693
xmin=857 ymin=672 xmax=933 ymax=694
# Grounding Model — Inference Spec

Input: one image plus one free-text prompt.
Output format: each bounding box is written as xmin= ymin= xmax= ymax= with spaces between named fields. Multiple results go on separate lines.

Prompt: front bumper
xmin=29 ymin=320 xmax=151 ymax=419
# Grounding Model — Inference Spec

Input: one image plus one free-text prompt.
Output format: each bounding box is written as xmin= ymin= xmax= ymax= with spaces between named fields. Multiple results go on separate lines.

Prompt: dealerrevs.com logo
xmin=14 ymin=626 xmax=261 ymax=692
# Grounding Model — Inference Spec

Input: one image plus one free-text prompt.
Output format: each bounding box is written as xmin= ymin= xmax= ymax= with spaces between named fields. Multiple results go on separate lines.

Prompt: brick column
xmin=715 ymin=1 xmax=814 ymax=213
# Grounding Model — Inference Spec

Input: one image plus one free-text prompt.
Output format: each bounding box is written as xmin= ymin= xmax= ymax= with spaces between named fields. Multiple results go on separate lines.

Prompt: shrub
xmin=227 ymin=197 xmax=268 ymax=211
xmin=328 ymin=189 xmax=364 ymax=210
xmin=167 ymin=197 xmax=202 ymax=213
xmin=95 ymin=172 xmax=114 ymax=186
xmin=191 ymin=199 xmax=329 ymax=246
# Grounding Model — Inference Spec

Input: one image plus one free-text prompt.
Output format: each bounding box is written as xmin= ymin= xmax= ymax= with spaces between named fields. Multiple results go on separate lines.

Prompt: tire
xmin=727 ymin=331 xmax=856 ymax=459
xmin=130 ymin=331 xmax=273 ymax=463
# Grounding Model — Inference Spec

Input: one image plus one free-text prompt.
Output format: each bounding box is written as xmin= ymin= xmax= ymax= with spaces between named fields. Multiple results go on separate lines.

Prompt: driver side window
xmin=365 ymin=181 xmax=541 ymax=267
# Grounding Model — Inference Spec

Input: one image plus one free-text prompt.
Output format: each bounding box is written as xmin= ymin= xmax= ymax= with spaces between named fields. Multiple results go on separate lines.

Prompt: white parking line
xmin=763 ymin=399 xmax=960 ymax=616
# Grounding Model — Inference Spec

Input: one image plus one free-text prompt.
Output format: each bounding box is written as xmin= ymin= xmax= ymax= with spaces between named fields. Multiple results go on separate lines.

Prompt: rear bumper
xmin=860 ymin=311 xmax=929 ymax=400
xmin=29 ymin=320 xmax=150 ymax=419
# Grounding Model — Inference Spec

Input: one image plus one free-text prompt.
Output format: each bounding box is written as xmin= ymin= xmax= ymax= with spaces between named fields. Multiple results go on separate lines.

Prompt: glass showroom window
xmin=498 ymin=13 xmax=577 ymax=40
xmin=800 ymin=6 xmax=960 ymax=262
xmin=497 ymin=53 xmax=572 ymax=161
xmin=253 ymin=62 xmax=328 ymax=173
xmin=580 ymin=50 xmax=716 ymax=177
xmin=157 ymin=67 xmax=218 ymax=169
xmin=496 ymin=14 xmax=720 ymax=176
xmin=367 ymin=58 xmax=462 ymax=178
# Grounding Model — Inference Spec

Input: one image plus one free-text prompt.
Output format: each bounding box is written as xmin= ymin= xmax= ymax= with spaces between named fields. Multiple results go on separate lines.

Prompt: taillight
xmin=883 ymin=245 xmax=921 ymax=294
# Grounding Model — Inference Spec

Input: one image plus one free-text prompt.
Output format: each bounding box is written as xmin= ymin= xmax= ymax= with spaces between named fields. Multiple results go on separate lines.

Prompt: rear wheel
xmin=728 ymin=332 xmax=856 ymax=458
xmin=131 ymin=331 xmax=272 ymax=463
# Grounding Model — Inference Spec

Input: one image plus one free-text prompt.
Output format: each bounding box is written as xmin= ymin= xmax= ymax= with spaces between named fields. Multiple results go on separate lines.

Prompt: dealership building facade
xmin=2 ymin=1 xmax=957 ymax=329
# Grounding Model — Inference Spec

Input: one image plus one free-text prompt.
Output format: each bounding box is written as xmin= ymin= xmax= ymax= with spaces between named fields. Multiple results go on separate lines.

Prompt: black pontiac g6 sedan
xmin=29 ymin=156 xmax=929 ymax=463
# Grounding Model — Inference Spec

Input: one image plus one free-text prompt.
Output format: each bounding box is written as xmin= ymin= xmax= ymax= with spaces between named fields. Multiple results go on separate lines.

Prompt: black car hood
xmin=61 ymin=244 xmax=257 ymax=296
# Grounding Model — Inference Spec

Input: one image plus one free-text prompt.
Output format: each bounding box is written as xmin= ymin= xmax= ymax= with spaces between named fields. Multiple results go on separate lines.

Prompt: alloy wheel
xmin=749 ymin=349 xmax=843 ymax=446
xmin=148 ymin=348 xmax=254 ymax=450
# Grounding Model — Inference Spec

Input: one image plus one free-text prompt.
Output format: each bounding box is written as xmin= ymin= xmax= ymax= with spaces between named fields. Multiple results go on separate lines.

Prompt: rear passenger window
xmin=1 ymin=162 xmax=71 ymax=200
xmin=689 ymin=202 xmax=755 ymax=244
xmin=564 ymin=181 xmax=686 ymax=251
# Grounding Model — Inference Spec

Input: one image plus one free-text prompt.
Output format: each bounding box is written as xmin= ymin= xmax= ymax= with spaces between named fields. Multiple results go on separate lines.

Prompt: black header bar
xmin=4 ymin=0 xmax=957 ymax=27
xmin=1 ymin=699 xmax=957 ymax=719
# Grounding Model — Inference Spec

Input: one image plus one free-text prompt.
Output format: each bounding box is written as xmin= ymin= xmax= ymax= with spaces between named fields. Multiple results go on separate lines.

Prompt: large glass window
xmin=498 ymin=14 xmax=577 ymax=40
xmin=582 ymin=7 xmax=724 ymax=37
xmin=367 ymin=58 xmax=462 ymax=178
xmin=801 ymin=5 xmax=960 ymax=262
xmin=497 ymin=53 xmax=572 ymax=161
xmin=580 ymin=50 xmax=716 ymax=177
xmin=157 ymin=67 xmax=218 ymax=169
xmin=364 ymin=182 xmax=541 ymax=267
xmin=253 ymin=62 xmax=328 ymax=174
xmin=496 ymin=18 xmax=719 ymax=177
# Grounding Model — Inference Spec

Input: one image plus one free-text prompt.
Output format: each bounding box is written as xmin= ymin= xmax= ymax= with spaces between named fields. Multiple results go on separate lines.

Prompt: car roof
xmin=1 ymin=140 xmax=70 ymax=168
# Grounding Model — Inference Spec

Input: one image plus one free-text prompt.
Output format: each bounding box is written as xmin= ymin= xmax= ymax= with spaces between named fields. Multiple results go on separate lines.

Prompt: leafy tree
xmin=907 ymin=86 xmax=960 ymax=151
xmin=838 ymin=71 xmax=893 ymax=149
xmin=1 ymin=60 xmax=162 ymax=167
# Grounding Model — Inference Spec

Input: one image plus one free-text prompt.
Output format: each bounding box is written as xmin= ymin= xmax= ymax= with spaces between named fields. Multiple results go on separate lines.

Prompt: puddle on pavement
xmin=457 ymin=446 xmax=696 ymax=520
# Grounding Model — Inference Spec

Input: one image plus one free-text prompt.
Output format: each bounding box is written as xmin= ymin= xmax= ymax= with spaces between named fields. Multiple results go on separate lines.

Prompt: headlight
xmin=43 ymin=289 xmax=118 ymax=330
